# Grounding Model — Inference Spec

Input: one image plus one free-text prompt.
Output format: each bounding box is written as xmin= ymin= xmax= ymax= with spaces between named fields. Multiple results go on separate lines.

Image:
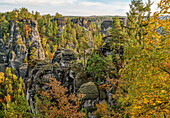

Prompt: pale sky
xmin=0 ymin=0 xmax=160 ymax=16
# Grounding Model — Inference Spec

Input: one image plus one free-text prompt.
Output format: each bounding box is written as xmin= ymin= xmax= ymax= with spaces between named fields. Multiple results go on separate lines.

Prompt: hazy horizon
xmin=0 ymin=0 xmax=159 ymax=16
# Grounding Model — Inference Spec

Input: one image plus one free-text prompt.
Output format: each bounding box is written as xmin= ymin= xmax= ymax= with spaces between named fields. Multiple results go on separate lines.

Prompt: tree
xmin=109 ymin=17 xmax=129 ymax=62
xmin=127 ymin=0 xmax=153 ymax=49
xmin=118 ymin=0 xmax=170 ymax=117
xmin=35 ymin=11 xmax=41 ymax=20
xmin=10 ymin=10 xmax=18 ymax=20
xmin=87 ymin=54 xmax=114 ymax=83
xmin=55 ymin=12 xmax=62 ymax=19
xmin=36 ymin=77 xmax=85 ymax=118
xmin=53 ymin=20 xmax=59 ymax=36
xmin=0 ymin=68 xmax=33 ymax=117
xmin=78 ymin=37 xmax=90 ymax=70
xmin=46 ymin=19 xmax=53 ymax=37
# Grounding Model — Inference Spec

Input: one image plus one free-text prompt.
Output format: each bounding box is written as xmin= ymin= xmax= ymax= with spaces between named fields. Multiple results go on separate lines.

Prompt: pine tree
xmin=127 ymin=0 xmax=153 ymax=48
xmin=46 ymin=19 xmax=53 ymax=37
xmin=53 ymin=20 xmax=59 ymax=36
xmin=109 ymin=17 xmax=129 ymax=65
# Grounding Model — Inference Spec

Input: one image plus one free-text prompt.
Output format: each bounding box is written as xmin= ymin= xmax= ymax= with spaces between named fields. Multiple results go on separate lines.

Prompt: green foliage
xmin=117 ymin=0 xmax=170 ymax=117
xmin=0 ymin=68 xmax=33 ymax=117
xmin=109 ymin=17 xmax=129 ymax=52
xmin=87 ymin=54 xmax=114 ymax=82
xmin=126 ymin=0 xmax=153 ymax=48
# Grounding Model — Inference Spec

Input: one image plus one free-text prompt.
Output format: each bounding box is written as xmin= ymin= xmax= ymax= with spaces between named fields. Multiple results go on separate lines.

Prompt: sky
xmin=0 ymin=0 xmax=160 ymax=16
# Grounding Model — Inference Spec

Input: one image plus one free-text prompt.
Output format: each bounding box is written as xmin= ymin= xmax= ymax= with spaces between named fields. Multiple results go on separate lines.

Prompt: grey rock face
xmin=0 ymin=39 xmax=4 ymax=52
xmin=52 ymin=17 xmax=66 ymax=33
xmin=25 ymin=48 xmax=77 ymax=112
xmin=29 ymin=40 xmax=45 ymax=60
xmin=3 ymin=19 xmax=46 ymax=77
xmin=52 ymin=47 xmax=65 ymax=63
xmin=25 ymin=60 xmax=61 ymax=112
xmin=0 ymin=39 xmax=8 ymax=72
xmin=71 ymin=18 xmax=91 ymax=30
xmin=53 ymin=48 xmax=76 ymax=69
xmin=19 ymin=63 xmax=28 ymax=78
xmin=101 ymin=20 xmax=113 ymax=36
xmin=78 ymin=82 xmax=99 ymax=100
xmin=13 ymin=44 xmax=28 ymax=62
xmin=101 ymin=17 xmax=127 ymax=36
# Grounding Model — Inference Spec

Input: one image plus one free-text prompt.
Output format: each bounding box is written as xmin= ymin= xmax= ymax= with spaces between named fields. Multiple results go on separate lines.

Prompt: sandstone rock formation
xmin=0 ymin=19 xmax=46 ymax=76
xmin=101 ymin=17 xmax=127 ymax=36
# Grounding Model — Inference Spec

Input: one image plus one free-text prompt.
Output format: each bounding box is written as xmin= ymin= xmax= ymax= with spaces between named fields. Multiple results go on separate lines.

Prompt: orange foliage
xmin=37 ymin=77 xmax=85 ymax=118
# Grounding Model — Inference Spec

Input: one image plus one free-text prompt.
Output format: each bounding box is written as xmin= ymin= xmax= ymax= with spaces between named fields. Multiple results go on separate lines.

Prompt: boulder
xmin=0 ymin=63 xmax=8 ymax=73
xmin=78 ymin=82 xmax=99 ymax=100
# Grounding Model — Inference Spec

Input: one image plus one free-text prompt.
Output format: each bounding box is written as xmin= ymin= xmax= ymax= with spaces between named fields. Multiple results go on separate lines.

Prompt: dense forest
xmin=0 ymin=0 xmax=169 ymax=117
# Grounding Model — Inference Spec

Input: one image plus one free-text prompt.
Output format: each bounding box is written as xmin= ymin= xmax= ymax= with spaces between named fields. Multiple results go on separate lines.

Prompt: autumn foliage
xmin=35 ymin=77 xmax=85 ymax=118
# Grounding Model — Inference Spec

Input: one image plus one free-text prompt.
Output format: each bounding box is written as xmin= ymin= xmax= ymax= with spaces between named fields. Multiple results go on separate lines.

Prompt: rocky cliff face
xmin=0 ymin=18 xmax=116 ymax=117
xmin=101 ymin=17 xmax=127 ymax=36
xmin=0 ymin=19 xmax=45 ymax=77
xmin=25 ymin=47 xmax=110 ymax=116
xmin=71 ymin=18 xmax=92 ymax=30
xmin=0 ymin=39 xmax=8 ymax=73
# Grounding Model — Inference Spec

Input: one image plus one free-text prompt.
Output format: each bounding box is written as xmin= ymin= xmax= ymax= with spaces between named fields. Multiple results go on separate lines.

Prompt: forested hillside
xmin=0 ymin=0 xmax=169 ymax=117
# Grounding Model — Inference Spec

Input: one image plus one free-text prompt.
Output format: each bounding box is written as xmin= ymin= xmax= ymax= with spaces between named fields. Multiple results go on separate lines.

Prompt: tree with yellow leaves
xmin=0 ymin=67 xmax=33 ymax=117
xmin=119 ymin=0 xmax=170 ymax=117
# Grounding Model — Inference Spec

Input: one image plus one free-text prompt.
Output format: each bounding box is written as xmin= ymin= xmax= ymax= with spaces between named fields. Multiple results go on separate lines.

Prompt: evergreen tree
xmin=53 ymin=20 xmax=59 ymax=36
xmin=109 ymin=17 xmax=129 ymax=61
xmin=46 ymin=19 xmax=53 ymax=37
xmin=127 ymin=0 xmax=153 ymax=48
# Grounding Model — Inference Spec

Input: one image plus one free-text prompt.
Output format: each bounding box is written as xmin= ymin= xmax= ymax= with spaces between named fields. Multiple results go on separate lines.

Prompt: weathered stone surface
xmin=71 ymin=18 xmax=91 ymax=30
xmin=52 ymin=17 xmax=66 ymax=33
xmin=52 ymin=47 xmax=64 ymax=63
xmin=13 ymin=44 xmax=28 ymax=62
xmin=79 ymin=82 xmax=99 ymax=100
xmin=61 ymin=49 xmax=76 ymax=68
xmin=29 ymin=40 xmax=45 ymax=60
xmin=0 ymin=39 xmax=4 ymax=52
xmin=19 ymin=63 xmax=28 ymax=78
xmin=75 ymin=72 xmax=89 ymax=90
xmin=101 ymin=20 xmax=113 ymax=36
xmin=101 ymin=17 xmax=127 ymax=36
xmin=53 ymin=48 xmax=76 ymax=68
xmin=0 ymin=52 xmax=7 ymax=63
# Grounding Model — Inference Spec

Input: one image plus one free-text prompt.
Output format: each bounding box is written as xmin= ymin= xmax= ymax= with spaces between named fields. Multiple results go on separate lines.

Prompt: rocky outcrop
xmin=0 ymin=16 xmax=120 ymax=117
xmin=25 ymin=48 xmax=77 ymax=112
xmin=101 ymin=17 xmax=127 ymax=36
xmin=79 ymin=82 xmax=99 ymax=100
xmin=101 ymin=20 xmax=113 ymax=36
xmin=29 ymin=40 xmax=45 ymax=60
xmin=0 ymin=39 xmax=8 ymax=73
xmin=52 ymin=17 xmax=66 ymax=33
xmin=52 ymin=48 xmax=76 ymax=69
xmin=71 ymin=18 xmax=92 ymax=30
xmin=4 ymin=19 xmax=46 ymax=76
